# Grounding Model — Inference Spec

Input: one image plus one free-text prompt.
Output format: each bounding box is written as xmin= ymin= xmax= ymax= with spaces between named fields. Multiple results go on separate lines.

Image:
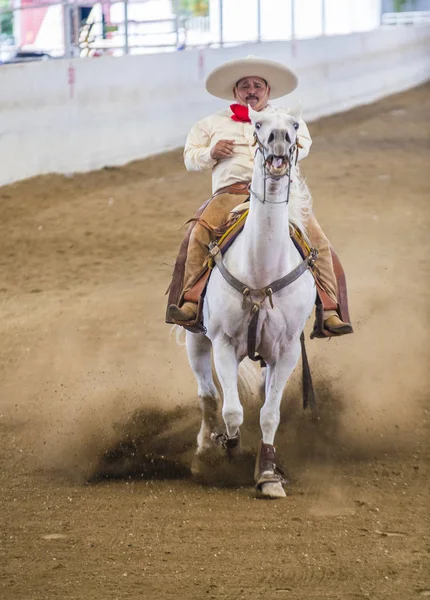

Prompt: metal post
xmin=257 ymin=0 xmax=261 ymax=43
xmin=321 ymin=0 xmax=326 ymax=36
xmin=124 ymin=0 xmax=129 ymax=55
xmin=219 ymin=0 xmax=223 ymax=47
xmin=13 ymin=0 xmax=22 ymax=48
xmin=63 ymin=0 xmax=72 ymax=57
xmin=291 ymin=0 xmax=295 ymax=40
xmin=73 ymin=0 xmax=79 ymax=55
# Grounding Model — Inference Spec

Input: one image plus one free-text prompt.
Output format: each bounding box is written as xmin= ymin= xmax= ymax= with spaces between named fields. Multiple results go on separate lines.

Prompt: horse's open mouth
xmin=265 ymin=156 xmax=290 ymax=178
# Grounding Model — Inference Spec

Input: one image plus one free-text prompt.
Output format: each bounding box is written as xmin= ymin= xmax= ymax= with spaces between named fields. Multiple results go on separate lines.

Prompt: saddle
xmin=165 ymin=203 xmax=352 ymax=339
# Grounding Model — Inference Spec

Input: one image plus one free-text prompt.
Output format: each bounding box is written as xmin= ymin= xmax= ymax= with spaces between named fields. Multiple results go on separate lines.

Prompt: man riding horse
xmin=166 ymin=56 xmax=353 ymax=337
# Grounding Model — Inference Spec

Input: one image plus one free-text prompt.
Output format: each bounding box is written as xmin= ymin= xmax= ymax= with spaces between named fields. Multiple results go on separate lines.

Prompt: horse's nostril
xmin=285 ymin=133 xmax=291 ymax=143
xmin=268 ymin=133 xmax=274 ymax=143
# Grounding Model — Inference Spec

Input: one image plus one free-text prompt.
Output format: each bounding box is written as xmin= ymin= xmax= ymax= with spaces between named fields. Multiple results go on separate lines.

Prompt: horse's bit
xmin=250 ymin=129 xmax=301 ymax=205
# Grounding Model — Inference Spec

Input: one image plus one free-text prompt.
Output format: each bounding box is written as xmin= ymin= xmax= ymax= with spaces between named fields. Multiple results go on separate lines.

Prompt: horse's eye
xmin=293 ymin=122 xmax=299 ymax=130
xmin=255 ymin=122 xmax=261 ymax=130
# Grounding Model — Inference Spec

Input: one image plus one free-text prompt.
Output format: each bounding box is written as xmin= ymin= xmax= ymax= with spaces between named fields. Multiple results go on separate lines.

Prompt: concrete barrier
xmin=0 ymin=26 xmax=429 ymax=187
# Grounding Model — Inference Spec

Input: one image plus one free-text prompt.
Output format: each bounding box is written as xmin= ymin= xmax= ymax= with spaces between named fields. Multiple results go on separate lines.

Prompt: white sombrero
xmin=205 ymin=55 xmax=298 ymax=101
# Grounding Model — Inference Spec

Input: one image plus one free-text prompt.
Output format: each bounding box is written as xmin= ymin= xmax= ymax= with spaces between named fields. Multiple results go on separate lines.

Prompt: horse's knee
xmin=260 ymin=406 xmax=280 ymax=434
xmin=199 ymin=393 xmax=218 ymax=420
xmin=197 ymin=423 xmax=212 ymax=453
xmin=198 ymin=383 xmax=218 ymax=401
xmin=222 ymin=406 xmax=244 ymax=430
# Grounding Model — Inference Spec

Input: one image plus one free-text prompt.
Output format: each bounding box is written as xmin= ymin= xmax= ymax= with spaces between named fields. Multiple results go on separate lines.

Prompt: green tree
xmin=0 ymin=0 xmax=13 ymax=36
xmin=177 ymin=0 xmax=209 ymax=17
xmin=393 ymin=0 xmax=412 ymax=11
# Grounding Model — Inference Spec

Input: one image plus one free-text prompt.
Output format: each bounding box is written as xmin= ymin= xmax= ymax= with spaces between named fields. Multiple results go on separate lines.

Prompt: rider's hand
xmin=210 ymin=140 xmax=235 ymax=160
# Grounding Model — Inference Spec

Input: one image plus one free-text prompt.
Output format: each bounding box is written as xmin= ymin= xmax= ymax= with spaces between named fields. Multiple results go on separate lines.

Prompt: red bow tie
xmin=230 ymin=103 xmax=251 ymax=123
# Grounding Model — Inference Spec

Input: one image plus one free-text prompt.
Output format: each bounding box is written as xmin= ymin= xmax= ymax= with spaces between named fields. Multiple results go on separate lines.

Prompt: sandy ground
xmin=0 ymin=85 xmax=429 ymax=600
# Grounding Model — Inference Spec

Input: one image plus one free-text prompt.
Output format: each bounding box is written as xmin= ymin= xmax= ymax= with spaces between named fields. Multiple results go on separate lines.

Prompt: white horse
xmin=185 ymin=106 xmax=316 ymax=498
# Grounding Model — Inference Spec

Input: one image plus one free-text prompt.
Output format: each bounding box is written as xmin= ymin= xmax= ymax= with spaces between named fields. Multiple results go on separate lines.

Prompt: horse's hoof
xmin=211 ymin=430 xmax=241 ymax=459
xmin=195 ymin=445 xmax=210 ymax=457
xmin=256 ymin=481 xmax=286 ymax=499
xmin=225 ymin=432 xmax=241 ymax=459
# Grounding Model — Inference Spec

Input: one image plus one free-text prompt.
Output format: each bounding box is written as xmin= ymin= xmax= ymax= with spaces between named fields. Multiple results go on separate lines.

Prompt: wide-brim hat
xmin=205 ymin=55 xmax=298 ymax=100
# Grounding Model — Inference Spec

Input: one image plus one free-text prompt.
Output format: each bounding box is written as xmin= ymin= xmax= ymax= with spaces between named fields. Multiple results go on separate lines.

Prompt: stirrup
xmin=167 ymin=304 xmax=197 ymax=323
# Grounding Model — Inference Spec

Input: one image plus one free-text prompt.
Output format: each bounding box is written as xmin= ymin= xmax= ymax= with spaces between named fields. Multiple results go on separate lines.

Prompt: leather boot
xmin=323 ymin=312 xmax=353 ymax=336
xmin=307 ymin=214 xmax=353 ymax=337
xmin=167 ymin=301 xmax=198 ymax=323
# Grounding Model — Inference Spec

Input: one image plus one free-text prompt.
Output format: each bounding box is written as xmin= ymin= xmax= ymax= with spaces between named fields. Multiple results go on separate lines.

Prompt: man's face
xmin=234 ymin=76 xmax=269 ymax=109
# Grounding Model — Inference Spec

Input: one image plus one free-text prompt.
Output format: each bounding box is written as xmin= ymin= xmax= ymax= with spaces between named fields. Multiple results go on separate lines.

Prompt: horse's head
xmin=249 ymin=106 xmax=300 ymax=179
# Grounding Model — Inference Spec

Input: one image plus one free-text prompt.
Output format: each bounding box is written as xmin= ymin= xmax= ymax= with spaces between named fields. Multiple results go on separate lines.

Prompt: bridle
xmin=250 ymin=129 xmax=300 ymax=205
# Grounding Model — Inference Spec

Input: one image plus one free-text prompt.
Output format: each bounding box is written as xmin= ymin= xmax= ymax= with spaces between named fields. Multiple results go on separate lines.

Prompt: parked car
xmin=0 ymin=48 xmax=53 ymax=65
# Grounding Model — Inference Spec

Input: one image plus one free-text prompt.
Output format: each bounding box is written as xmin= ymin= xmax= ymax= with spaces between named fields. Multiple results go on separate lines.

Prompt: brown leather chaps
xmin=166 ymin=183 xmax=351 ymax=336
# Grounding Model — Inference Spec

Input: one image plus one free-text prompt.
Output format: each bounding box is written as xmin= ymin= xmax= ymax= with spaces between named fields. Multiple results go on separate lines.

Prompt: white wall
xmin=0 ymin=26 xmax=429 ymax=187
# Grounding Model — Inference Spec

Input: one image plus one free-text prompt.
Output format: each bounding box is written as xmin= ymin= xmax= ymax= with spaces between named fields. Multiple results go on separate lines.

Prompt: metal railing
xmin=381 ymin=11 xmax=430 ymax=25
xmin=0 ymin=0 xmax=215 ymax=61
xmin=2 ymin=1 xmax=427 ymax=64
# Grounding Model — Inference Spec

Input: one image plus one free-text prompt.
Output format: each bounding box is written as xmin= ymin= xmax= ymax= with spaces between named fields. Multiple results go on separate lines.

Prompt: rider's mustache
xmin=246 ymin=95 xmax=258 ymax=101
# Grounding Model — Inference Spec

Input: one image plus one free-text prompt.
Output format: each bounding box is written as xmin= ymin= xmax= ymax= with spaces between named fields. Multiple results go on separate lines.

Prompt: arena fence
xmin=0 ymin=0 xmax=390 ymax=62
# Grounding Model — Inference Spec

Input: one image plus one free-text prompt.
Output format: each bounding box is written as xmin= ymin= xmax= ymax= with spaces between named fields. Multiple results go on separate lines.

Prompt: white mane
xmin=250 ymin=104 xmax=313 ymax=239
xmin=288 ymin=164 xmax=313 ymax=240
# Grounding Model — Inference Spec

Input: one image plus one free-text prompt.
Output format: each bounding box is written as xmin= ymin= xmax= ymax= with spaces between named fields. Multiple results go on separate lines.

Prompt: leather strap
xmin=300 ymin=331 xmax=315 ymax=410
xmin=254 ymin=441 xmax=286 ymax=489
xmin=210 ymin=242 xmax=317 ymax=302
xmin=209 ymin=242 xmax=317 ymax=363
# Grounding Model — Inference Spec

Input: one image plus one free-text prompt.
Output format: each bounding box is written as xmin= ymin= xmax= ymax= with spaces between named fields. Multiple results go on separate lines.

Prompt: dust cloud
xmin=1 ymin=302 xmax=426 ymax=486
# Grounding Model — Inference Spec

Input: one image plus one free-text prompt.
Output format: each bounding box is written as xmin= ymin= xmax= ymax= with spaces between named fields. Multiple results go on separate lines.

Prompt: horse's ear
xmin=287 ymin=104 xmax=302 ymax=120
xmin=248 ymin=105 xmax=260 ymax=124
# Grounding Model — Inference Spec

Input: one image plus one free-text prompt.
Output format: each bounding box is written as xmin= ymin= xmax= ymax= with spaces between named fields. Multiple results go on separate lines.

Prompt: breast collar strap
xmin=207 ymin=241 xmax=318 ymax=363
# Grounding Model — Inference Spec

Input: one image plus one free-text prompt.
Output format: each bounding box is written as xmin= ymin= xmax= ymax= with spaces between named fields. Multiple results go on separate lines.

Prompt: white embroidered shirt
xmin=184 ymin=106 xmax=312 ymax=194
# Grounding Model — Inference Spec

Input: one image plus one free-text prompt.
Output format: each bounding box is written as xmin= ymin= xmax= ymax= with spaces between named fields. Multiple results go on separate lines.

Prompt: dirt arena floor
xmin=1 ymin=85 xmax=429 ymax=600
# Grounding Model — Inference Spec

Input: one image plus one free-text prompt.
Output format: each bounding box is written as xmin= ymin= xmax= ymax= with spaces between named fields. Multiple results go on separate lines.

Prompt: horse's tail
xmin=170 ymin=324 xmax=186 ymax=346
xmin=237 ymin=358 xmax=264 ymax=405
xmin=212 ymin=358 xmax=262 ymax=405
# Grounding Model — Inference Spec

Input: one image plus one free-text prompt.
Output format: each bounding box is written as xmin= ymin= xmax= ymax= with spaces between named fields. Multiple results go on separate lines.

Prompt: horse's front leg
xmin=212 ymin=336 xmax=243 ymax=440
xmin=256 ymin=340 xmax=302 ymax=499
xmin=186 ymin=332 xmax=219 ymax=454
